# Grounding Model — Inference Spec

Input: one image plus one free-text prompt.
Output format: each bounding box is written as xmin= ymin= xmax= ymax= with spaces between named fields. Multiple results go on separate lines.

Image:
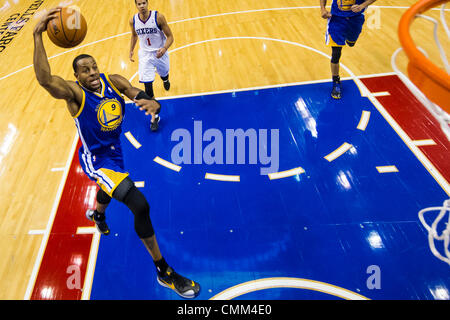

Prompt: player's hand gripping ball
xmin=47 ymin=7 xmax=87 ymax=48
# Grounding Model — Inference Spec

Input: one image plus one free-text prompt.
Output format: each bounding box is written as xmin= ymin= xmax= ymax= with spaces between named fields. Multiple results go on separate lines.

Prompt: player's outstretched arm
xmin=108 ymin=74 xmax=161 ymax=116
xmin=33 ymin=7 xmax=80 ymax=116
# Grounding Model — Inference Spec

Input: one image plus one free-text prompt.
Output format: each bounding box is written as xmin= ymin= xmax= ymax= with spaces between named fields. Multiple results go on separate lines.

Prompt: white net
xmin=418 ymin=199 xmax=450 ymax=265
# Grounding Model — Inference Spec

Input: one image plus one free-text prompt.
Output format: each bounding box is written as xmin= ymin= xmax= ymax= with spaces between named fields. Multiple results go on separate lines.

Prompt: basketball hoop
xmin=397 ymin=1 xmax=450 ymax=266
xmin=396 ymin=0 xmax=450 ymax=141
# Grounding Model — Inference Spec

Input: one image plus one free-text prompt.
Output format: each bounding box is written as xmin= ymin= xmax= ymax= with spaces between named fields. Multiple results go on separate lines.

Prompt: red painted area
xmin=361 ymin=75 xmax=450 ymax=184
xmin=31 ymin=140 xmax=98 ymax=300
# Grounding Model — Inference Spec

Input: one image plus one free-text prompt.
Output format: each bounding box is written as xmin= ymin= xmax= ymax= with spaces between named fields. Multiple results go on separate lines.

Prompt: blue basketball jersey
xmin=74 ymin=73 xmax=126 ymax=154
xmin=331 ymin=0 xmax=367 ymax=17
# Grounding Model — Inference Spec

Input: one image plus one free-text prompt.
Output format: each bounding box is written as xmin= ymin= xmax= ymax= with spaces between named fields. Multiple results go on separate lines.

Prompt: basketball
xmin=46 ymin=7 xmax=87 ymax=48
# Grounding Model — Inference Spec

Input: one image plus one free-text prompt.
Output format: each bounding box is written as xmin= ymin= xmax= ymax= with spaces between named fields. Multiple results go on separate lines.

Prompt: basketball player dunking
xmin=129 ymin=0 xmax=174 ymax=131
xmin=320 ymin=0 xmax=377 ymax=99
xmin=33 ymin=7 xmax=200 ymax=299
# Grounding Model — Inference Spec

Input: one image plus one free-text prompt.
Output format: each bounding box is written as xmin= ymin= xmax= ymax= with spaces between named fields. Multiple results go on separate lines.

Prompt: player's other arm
xmin=33 ymin=8 xmax=80 ymax=115
xmin=352 ymin=0 xmax=377 ymax=12
xmin=320 ymin=0 xmax=331 ymax=19
xmin=109 ymin=74 xmax=161 ymax=116
xmin=129 ymin=17 xmax=138 ymax=62
xmin=156 ymin=13 xmax=174 ymax=58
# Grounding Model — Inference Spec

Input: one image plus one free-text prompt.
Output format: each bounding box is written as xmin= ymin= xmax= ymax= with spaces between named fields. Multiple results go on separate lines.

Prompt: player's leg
xmin=155 ymin=52 xmax=170 ymax=91
xmin=144 ymin=81 xmax=155 ymax=99
xmin=112 ymin=176 xmax=201 ymax=299
xmin=79 ymin=148 xmax=112 ymax=235
xmin=139 ymin=51 xmax=159 ymax=128
xmin=86 ymin=188 xmax=112 ymax=235
xmin=141 ymin=81 xmax=161 ymax=132
xmin=147 ymin=54 xmax=170 ymax=131
xmin=325 ymin=15 xmax=345 ymax=99
xmin=331 ymin=46 xmax=343 ymax=99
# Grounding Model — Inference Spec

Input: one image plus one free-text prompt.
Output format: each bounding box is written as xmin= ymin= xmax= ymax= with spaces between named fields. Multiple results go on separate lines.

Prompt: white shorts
xmin=138 ymin=49 xmax=170 ymax=83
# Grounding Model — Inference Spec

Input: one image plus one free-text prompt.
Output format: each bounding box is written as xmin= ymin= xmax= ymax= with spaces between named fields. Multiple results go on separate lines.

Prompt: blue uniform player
xmin=320 ymin=0 xmax=377 ymax=99
xmin=33 ymin=7 xmax=200 ymax=299
xmin=74 ymin=72 xmax=129 ymax=197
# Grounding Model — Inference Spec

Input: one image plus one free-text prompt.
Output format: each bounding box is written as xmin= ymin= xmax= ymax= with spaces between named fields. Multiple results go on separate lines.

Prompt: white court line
xmin=412 ymin=139 xmax=437 ymax=146
xmin=168 ymin=5 xmax=450 ymax=27
xmin=151 ymin=72 xmax=397 ymax=101
xmin=0 ymin=31 xmax=131 ymax=81
xmin=131 ymin=36 xmax=371 ymax=98
xmin=74 ymin=227 xmax=100 ymax=300
xmin=376 ymin=165 xmax=399 ymax=173
xmin=268 ymin=167 xmax=305 ymax=180
xmin=210 ymin=277 xmax=369 ymax=300
xmin=50 ymin=167 xmax=66 ymax=172
xmin=81 ymin=231 xmax=101 ymax=300
xmin=156 ymin=77 xmax=342 ymax=100
xmin=24 ymin=133 xmax=79 ymax=300
xmin=357 ymin=111 xmax=371 ymax=131
xmin=124 ymin=131 xmax=142 ymax=149
xmin=76 ymin=227 xmax=97 ymax=235
xmin=368 ymin=94 xmax=450 ymax=195
xmin=324 ymin=143 xmax=353 ymax=162
xmin=153 ymin=156 xmax=182 ymax=172
xmin=372 ymin=92 xmax=391 ymax=97
xmin=205 ymin=173 xmax=240 ymax=182
xmin=28 ymin=230 xmax=45 ymax=235
xmin=356 ymin=72 xmax=397 ymax=79
xmin=135 ymin=181 xmax=145 ymax=188
xmin=388 ymin=50 xmax=450 ymax=195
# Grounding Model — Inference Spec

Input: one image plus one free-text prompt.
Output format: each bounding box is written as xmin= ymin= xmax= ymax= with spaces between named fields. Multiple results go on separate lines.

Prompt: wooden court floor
xmin=0 ymin=0 xmax=448 ymax=299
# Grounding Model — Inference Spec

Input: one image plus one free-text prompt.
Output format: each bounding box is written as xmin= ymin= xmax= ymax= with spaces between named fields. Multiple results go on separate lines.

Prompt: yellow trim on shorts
xmin=327 ymin=35 xmax=344 ymax=47
xmin=97 ymin=168 xmax=129 ymax=197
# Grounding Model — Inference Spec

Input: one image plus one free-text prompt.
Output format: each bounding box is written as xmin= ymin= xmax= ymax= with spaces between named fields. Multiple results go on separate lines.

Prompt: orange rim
xmin=398 ymin=0 xmax=450 ymax=112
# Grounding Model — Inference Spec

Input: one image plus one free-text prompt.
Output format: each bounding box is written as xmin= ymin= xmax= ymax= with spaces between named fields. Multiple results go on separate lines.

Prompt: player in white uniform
xmin=130 ymin=0 xmax=174 ymax=131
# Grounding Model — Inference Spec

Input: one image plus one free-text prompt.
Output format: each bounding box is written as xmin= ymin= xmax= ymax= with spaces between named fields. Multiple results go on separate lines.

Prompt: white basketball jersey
xmin=134 ymin=10 xmax=166 ymax=52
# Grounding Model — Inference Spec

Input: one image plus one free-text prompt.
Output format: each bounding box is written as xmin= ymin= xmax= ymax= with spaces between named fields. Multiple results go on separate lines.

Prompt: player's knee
xmin=122 ymin=185 xmax=154 ymax=239
xmin=346 ymin=40 xmax=356 ymax=47
xmin=97 ymin=188 xmax=112 ymax=205
xmin=331 ymin=46 xmax=342 ymax=64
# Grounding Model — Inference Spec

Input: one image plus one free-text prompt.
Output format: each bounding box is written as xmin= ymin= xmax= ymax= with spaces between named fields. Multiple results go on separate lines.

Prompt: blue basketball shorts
xmin=326 ymin=14 xmax=365 ymax=47
xmin=78 ymin=143 xmax=129 ymax=197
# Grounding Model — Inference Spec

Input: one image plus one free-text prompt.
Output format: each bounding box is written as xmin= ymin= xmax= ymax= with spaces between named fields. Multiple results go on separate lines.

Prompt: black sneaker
xmin=331 ymin=81 xmax=342 ymax=99
xmin=151 ymin=115 xmax=160 ymax=132
xmin=86 ymin=209 xmax=110 ymax=235
xmin=163 ymin=80 xmax=170 ymax=91
xmin=157 ymin=267 xmax=200 ymax=299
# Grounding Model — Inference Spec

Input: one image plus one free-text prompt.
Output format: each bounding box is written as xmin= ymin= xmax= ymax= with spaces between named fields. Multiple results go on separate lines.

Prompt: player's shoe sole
xmin=157 ymin=267 xmax=200 ymax=299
